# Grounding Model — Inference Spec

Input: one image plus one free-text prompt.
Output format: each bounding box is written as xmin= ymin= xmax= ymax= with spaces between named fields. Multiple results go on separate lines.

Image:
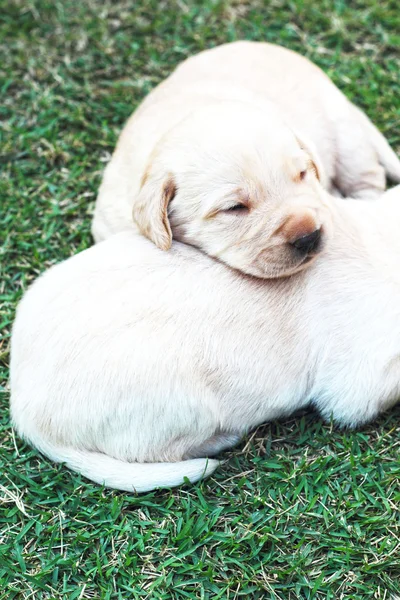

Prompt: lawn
xmin=1 ymin=1 xmax=400 ymax=598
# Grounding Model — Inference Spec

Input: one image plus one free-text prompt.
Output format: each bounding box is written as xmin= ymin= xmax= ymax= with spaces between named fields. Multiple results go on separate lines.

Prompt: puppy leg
xmin=333 ymin=118 xmax=386 ymax=199
xmin=333 ymin=105 xmax=400 ymax=199
xmin=184 ymin=430 xmax=242 ymax=459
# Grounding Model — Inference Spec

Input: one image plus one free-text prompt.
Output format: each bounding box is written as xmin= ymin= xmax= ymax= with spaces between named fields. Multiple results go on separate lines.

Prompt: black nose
xmin=291 ymin=228 xmax=322 ymax=255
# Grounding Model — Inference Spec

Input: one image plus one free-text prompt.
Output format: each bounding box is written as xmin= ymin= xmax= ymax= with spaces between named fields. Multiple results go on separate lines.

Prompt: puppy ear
xmin=295 ymin=132 xmax=326 ymax=187
xmin=133 ymin=168 xmax=177 ymax=251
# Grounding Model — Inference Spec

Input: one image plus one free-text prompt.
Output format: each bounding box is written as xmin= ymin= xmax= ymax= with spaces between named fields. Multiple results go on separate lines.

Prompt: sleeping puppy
xmin=10 ymin=187 xmax=400 ymax=493
xmin=92 ymin=41 xmax=400 ymax=278
xmin=95 ymin=100 xmax=331 ymax=279
xmin=131 ymin=102 xmax=331 ymax=278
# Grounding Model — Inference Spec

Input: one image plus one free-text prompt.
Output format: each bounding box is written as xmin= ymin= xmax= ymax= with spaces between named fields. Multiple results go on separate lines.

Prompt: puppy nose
xmin=291 ymin=228 xmax=321 ymax=254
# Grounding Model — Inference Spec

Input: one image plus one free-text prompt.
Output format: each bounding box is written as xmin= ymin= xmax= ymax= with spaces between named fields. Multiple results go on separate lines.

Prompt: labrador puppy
xmin=10 ymin=187 xmax=400 ymax=493
xmin=92 ymin=41 xmax=400 ymax=278
xmin=96 ymin=101 xmax=331 ymax=278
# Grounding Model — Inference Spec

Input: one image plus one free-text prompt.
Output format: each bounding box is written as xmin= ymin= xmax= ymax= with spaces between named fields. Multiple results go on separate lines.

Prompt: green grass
xmin=1 ymin=1 xmax=400 ymax=598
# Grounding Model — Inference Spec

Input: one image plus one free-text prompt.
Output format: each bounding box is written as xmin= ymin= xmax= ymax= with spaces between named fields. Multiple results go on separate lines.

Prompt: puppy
xmin=10 ymin=187 xmax=400 ymax=493
xmin=96 ymin=101 xmax=331 ymax=279
xmin=92 ymin=41 xmax=400 ymax=278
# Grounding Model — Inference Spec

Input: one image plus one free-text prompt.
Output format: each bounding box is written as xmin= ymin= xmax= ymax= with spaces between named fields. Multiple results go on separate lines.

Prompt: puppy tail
xmin=29 ymin=438 xmax=219 ymax=493
xmin=355 ymin=106 xmax=400 ymax=183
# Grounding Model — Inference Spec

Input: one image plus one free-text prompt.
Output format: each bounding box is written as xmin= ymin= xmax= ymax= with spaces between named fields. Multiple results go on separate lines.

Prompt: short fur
xmin=92 ymin=41 xmax=400 ymax=278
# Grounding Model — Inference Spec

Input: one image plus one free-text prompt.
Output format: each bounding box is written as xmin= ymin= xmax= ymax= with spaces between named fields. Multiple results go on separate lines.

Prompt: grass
xmin=1 ymin=0 xmax=400 ymax=598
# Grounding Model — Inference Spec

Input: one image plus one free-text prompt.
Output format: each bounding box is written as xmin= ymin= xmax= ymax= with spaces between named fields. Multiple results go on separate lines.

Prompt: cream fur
xmin=92 ymin=41 xmax=400 ymax=277
xmin=10 ymin=187 xmax=400 ymax=493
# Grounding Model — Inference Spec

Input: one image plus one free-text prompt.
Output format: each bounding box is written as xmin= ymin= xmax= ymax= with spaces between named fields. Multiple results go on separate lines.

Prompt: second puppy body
xmin=92 ymin=41 xmax=400 ymax=278
xmin=10 ymin=188 xmax=400 ymax=493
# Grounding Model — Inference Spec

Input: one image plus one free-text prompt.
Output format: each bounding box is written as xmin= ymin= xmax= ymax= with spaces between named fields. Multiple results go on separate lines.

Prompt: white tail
xmin=355 ymin=105 xmax=400 ymax=182
xmin=29 ymin=438 xmax=219 ymax=493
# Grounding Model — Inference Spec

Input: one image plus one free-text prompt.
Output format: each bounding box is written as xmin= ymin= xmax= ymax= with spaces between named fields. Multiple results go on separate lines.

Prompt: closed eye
xmin=223 ymin=204 xmax=249 ymax=214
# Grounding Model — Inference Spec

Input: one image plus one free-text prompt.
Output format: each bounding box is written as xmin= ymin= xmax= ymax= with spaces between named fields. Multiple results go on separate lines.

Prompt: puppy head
xmin=133 ymin=102 xmax=333 ymax=278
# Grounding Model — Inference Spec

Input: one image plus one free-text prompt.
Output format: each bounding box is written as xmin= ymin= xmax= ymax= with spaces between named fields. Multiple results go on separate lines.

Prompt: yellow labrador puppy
xmin=11 ymin=187 xmax=400 ymax=493
xmin=92 ymin=41 xmax=400 ymax=279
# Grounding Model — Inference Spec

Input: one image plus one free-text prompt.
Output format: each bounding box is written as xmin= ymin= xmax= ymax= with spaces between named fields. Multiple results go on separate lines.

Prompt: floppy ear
xmin=295 ymin=132 xmax=326 ymax=187
xmin=132 ymin=168 xmax=177 ymax=251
